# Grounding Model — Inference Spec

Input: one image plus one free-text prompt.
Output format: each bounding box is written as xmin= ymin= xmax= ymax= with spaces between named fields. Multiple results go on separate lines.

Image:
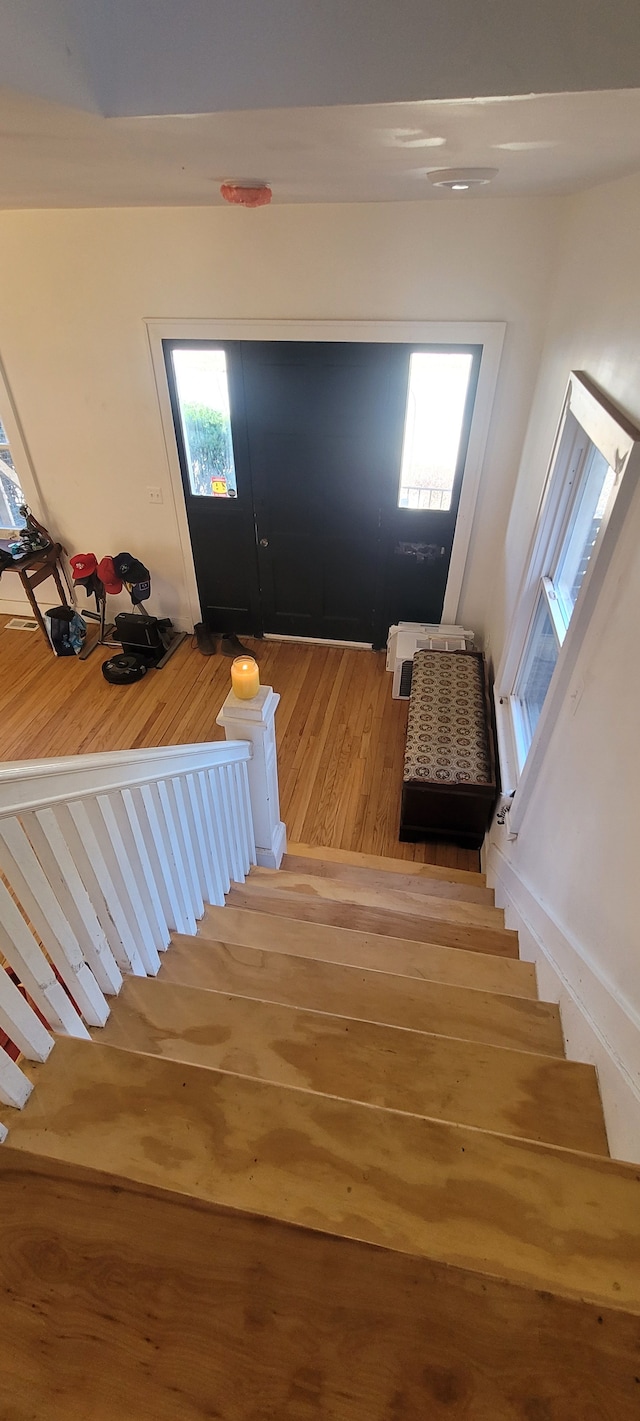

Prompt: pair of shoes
xmin=193 ymin=623 xmax=217 ymax=656
xmin=220 ymin=633 xmax=254 ymax=658
xmin=193 ymin=625 xmax=256 ymax=659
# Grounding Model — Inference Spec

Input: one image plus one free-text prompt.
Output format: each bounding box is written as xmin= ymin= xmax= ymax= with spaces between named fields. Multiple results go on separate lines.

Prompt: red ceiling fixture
xmin=220 ymin=182 xmax=272 ymax=207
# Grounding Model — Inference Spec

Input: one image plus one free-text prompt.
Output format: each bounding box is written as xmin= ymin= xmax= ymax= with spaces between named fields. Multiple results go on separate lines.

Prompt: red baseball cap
xmin=70 ymin=552 xmax=97 ymax=580
xmin=97 ymin=555 xmax=123 ymax=595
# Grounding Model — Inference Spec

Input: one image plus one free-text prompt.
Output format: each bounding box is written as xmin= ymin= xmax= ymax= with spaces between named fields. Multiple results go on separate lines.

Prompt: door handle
xmin=259 ymin=538 xmax=269 ymax=548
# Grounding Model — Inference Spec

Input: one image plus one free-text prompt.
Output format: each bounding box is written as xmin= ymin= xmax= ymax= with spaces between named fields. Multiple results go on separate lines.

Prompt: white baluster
xmin=205 ymin=769 xmax=232 ymax=893
xmin=156 ymin=780 xmax=197 ymax=935
xmin=193 ymin=771 xmax=226 ymax=906
xmin=184 ymin=774 xmax=216 ymax=905
xmin=121 ymin=788 xmax=170 ymax=949
xmin=28 ymin=807 xmax=122 ymax=996
xmin=0 ymin=876 xmax=89 ymax=1037
xmin=225 ymin=761 xmax=248 ymax=880
xmin=0 ymin=1052 xmax=34 ymax=1110
xmin=0 ymin=958 xmax=54 ymax=1062
xmin=138 ymin=783 xmax=189 ymax=935
xmin=95 ymin=794 xmax=161 ymax=975
xmin=0 ymin=818 xmax=109 ymax=1027
xmin=217 ymin=762 xmax=243 ymax=884
xmin=67 ymin=801 xmax=146 ymax=977
xmin=170 ymin=777 xmax=204 ymax=919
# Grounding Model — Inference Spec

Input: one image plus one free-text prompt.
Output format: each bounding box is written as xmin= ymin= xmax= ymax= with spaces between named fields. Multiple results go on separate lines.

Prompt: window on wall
xmin=0 ymin=416 xmax=26 ymax=530
xmin=170 ymin=347 xmax=238 ymax=498
xmin=398 ymin=350 xmax=474 ymax=510
xmin=495 ymin=371 xmax=640 ymax=809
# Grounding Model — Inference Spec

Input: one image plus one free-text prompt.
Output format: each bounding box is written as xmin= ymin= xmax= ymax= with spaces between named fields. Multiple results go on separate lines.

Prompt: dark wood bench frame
xmin=399 ymin=651 xmax=498 ymax=850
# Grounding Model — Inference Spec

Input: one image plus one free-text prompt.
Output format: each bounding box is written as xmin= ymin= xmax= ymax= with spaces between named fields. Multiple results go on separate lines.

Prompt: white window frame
xmin=495 ymin=371 xmax=640 ymax=836
xmin=146 ymin=319 xmax=505 ymax=632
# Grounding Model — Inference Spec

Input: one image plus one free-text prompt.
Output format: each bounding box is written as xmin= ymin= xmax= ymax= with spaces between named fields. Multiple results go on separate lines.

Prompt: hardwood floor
xmin=0 ymin=619 xmax=479 ymax=869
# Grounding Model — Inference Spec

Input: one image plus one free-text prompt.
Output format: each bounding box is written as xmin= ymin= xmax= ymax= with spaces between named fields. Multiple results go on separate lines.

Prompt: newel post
xmin=216 ymin=686 xmax=287 ymax=869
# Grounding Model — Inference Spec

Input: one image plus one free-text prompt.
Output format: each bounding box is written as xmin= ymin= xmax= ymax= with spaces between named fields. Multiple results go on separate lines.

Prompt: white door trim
xmin=145 ymin=318 xmax=506 ymax=633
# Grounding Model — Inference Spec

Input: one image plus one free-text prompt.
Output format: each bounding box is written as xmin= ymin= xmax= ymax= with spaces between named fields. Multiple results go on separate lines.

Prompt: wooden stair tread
xmin=162 ymin=935 xmax=563 ymax=1057
xmin=94 ymin=977 xmax=607 ymax=1153
xmin=289 ymin=840 xmax=487 ymax=886
xmin=225 ymin=884 xmax=518 ymax=958
xmin=198 ymin=904 xmax=537 ymax=998
xmin=4 ymin=1152 xmax=640 ymax=1421
xmin=282 ymin=853 xmax=494 ymax=905
xmin=246 ymin=866 xmax=505 ymax=929
xmin=8 ymin=1039 xmax=640 ymax=1312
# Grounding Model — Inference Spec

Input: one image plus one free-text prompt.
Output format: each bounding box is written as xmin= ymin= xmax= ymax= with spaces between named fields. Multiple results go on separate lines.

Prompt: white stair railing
xmin=0 ymin=735 xmax=262 ymax=1127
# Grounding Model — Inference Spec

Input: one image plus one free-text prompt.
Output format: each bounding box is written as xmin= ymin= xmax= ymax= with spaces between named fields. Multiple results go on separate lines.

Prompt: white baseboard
xmin=0 ymin=595 xmax=53 ymax=618
xmin=487 ymin=841 xmax=640 ymax=1163
xmin=264 ymin=634 xmax=373 ymax=650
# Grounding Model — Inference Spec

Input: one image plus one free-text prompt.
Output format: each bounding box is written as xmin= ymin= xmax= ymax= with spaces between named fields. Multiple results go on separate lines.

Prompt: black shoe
xmin=194 ymin=623 xmax=218 ymax=656
xmin=220 ymin=633 xmax=255 ymax=658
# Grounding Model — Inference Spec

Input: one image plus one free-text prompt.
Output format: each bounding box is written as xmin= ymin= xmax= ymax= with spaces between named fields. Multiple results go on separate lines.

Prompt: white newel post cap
xmin=216 ymin=685 xmax=287 ymax=869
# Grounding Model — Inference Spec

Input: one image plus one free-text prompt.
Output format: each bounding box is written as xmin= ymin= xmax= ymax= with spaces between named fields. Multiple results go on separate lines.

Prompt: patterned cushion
xmin=404 ymin=650 xmax=493 ymax=786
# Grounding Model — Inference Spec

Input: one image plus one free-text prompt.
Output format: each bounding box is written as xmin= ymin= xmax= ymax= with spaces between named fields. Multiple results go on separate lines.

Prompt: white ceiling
xmin=2 ymin=0 xmax=640 ymax=119
xmin=1 ymin=88 xmax=640 ymax=208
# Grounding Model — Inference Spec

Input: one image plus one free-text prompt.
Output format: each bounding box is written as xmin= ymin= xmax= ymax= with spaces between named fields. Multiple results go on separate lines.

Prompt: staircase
xmin=0 ymin=730 xmax=639 ymax=1417
xmin=1 ymin=858 xmax=639 ymax=1417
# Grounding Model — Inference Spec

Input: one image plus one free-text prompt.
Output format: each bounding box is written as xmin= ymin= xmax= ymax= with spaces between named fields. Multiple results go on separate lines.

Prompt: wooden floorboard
xmin=0 ymin=621 xmax=480 ymax=868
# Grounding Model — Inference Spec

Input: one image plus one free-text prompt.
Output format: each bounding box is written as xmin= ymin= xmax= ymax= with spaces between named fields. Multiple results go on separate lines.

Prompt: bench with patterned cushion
xmin=399 ymin=649 xmax=497 ymax=848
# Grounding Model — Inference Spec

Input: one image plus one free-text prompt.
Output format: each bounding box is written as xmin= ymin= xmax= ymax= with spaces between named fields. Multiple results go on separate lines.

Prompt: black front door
xmin=164 ymin=339 xmax=481 ymax=645
xmin=240 ymin=342 xmax=401 ymax=643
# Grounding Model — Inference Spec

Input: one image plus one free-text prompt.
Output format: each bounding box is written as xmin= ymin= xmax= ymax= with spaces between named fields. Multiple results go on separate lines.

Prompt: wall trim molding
xmin=145 ymin=318 xmax=505 ymax=633
xmin=487 ymin=838 xmax=640 ymax=1162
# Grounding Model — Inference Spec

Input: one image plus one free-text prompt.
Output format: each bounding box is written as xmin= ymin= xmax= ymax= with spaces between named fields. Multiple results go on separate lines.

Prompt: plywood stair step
xmin=93 ymin=976 xmax=608 ymax=1153
xmin=7 ymin=1039 xmax=640 ymax=1317
xmin=283 ymin=850 xmax=495 ymax=906
xmin=162 ymin=934 xmax=563 ymax=1057
xmin=3 ymin=1149 xmax=639 ymax=1421
xmin=226 ymin=871 xmax=518 ymax=958
xmin=288 ymin=840 xmax=487 ymax=887
xmin=197 ymin=903 xmax=537 ymax=998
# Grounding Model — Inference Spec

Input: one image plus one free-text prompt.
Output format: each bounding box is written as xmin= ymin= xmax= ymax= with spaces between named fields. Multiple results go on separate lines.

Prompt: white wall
xmin=486 ymin=172 xmax=640 ymax=1161
xmin=0 ymin=197 xmax=559 ymax=630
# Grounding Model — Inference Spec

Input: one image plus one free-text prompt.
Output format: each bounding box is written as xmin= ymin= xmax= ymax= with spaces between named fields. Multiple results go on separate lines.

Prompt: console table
xmin=0 ymin=541 xmax=69 ymax=648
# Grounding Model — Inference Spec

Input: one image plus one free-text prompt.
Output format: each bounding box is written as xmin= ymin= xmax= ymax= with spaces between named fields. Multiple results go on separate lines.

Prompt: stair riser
xmin=282 ymin=854 xmax=494 ymax=906
xmin=248 ymin=867 xmax=505 ymax=929
xmin=287 ymin=840 xmax=487 ymax=887
xmin=198 ymin=905 xmax=538 ymax=998
xmin=225 ymin=887 xmax=519 ymax=957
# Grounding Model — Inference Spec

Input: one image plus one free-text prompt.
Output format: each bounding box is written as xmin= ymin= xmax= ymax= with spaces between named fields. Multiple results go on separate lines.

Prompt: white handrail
xmin=0 ymin=740 xmax=251 ymax=816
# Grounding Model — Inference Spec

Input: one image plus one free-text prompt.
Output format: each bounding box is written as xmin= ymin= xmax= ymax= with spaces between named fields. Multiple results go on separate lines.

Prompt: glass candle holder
xmin=231 ymin=656 xmax=260 ymax=699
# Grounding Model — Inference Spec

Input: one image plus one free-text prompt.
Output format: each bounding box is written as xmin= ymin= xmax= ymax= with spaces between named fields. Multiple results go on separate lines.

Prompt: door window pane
xmin=398 ymin=351 xmax=473 ymax=510
xmin=554 ymin=445 xmax=615 ymax=625
xmin=515 ymin=597 xmax=559 ymax=747
xmin=171 ymin=348 xmax=237 ymax=497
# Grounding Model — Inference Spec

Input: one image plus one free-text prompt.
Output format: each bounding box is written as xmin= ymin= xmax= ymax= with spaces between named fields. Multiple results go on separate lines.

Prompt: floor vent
xmin=5 ymin=618 xmax=39 ymax=632
xmin=398 ymin=659 xmax=414 ymax=698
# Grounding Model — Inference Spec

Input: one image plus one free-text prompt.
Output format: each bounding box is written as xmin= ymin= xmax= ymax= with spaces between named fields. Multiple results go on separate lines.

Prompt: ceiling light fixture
xmin=427 ymin=167 xmax=498 ymax=191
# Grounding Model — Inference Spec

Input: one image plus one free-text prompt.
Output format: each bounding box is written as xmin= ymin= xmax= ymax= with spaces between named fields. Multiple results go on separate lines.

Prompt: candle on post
xmin=231 ymin=655 xmax=260 ymax=700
